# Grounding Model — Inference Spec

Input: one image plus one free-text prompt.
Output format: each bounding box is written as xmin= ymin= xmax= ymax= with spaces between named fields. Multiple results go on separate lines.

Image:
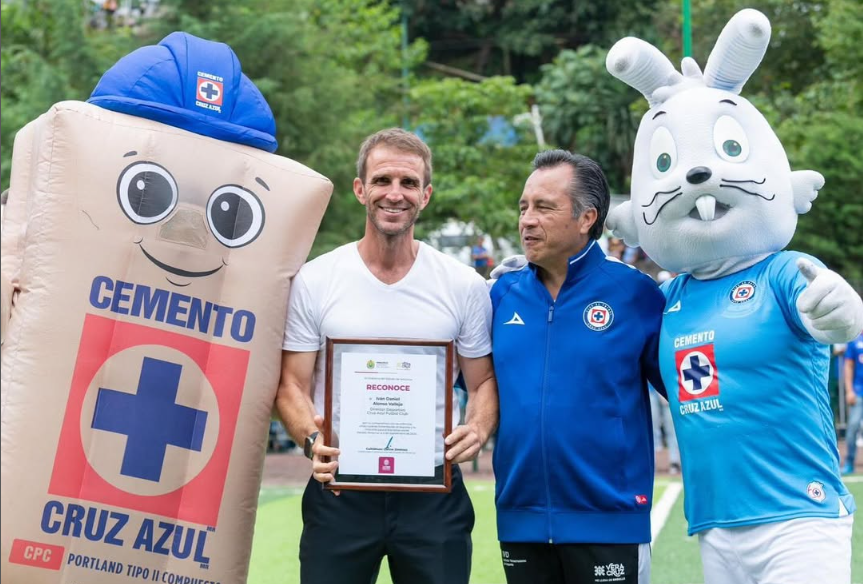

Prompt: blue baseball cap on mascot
xmin=88 ymin=32 xmax=278 ymax=152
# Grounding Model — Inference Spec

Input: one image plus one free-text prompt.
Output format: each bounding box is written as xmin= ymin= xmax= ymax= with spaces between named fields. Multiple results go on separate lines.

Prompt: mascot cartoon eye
xmin=206 ymin=185 xmax=265 ymax=248
xmin=117 ymin=162 xmax=179 ymax=224
xmin=713 ymin=116 xmax=750 ymax=162
xmin=649 ymin=126 xmax=677 ymax=178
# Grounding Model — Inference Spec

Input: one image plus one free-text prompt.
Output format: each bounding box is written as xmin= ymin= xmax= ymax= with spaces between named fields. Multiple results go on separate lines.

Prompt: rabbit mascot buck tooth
xmin=605 ymin=8 xmax=862 ymax=584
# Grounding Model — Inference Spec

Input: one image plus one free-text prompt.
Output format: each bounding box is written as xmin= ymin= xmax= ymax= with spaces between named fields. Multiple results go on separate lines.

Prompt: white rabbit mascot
xmin=606 ymin=9 xmax=863 ymax=583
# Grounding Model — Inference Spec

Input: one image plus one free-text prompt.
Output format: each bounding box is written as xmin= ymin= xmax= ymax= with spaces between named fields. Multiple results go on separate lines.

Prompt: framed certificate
xmin=324 ymin=338 xmax=454 ymax=492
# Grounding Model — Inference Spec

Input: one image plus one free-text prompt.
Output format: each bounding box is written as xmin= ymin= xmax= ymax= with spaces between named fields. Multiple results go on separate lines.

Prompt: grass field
xmin=248 ymin=478 xmax=863 ymax=584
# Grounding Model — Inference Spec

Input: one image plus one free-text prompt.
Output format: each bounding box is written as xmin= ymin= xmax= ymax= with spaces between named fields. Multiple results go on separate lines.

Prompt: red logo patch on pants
xmin=49 ymin=314 xmax=249 ymax=526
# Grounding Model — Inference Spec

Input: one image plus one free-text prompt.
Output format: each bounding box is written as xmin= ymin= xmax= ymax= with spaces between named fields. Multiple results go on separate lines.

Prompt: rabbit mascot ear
xmin=0 ymin=32 xmax=333 ymax=584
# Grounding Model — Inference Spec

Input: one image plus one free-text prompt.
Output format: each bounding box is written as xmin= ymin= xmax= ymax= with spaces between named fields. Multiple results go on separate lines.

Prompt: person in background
xmin=651 ymin=270 xmax=680 ymax=475
xmin=607 ymin=237 xmax=625 ymax=260
xmin=650 ymin=384 xmax=680 ymax=475
xmin=102 ymin=0 xmax=118 ymax=27
xmin=471 ymin=235 xmax=493 ymax=278
xmin=842 ymin=332 xmax=863 ymax=474
xmin=622 ymin=244 xmax=641 ymax=266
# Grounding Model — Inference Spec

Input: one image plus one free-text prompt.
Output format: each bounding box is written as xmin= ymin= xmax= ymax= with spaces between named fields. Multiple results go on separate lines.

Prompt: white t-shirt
xmin=283 ymin=241 xmax=492 ymax=465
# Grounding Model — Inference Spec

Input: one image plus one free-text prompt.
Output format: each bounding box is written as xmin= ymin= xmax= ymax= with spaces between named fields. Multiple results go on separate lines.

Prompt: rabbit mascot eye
xmin=606 ymin=9 xmax=862 ymax=582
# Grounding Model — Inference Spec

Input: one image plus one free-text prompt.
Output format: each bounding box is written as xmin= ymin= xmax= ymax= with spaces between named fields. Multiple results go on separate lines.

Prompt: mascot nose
xmin=159 ymin=208 xmax=209 ymax=249
xmin=686 ymin=166 xmax=712 ymax=184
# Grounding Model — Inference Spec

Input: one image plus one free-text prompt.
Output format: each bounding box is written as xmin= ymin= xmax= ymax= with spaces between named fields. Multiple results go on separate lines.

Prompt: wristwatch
xmin=303 ymin=431 xmax=320 ymax=460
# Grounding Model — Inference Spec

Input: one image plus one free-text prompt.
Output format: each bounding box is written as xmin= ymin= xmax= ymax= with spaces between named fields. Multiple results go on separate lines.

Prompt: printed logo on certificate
xmin=324 ymin=338 xmax=454 ymax=492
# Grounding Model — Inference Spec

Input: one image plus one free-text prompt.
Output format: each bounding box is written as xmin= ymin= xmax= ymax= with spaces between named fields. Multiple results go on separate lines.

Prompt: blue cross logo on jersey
xmin=679 ymin=351 xmax=714 ymax=395
xmin=91 ymin=357 xmax=208 ymax=482
xmin=683 ymin=354 xmax=711 ymax=390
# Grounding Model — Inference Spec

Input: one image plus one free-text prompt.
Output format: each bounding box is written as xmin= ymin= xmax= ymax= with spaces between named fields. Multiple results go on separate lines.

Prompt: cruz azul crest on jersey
xmin=49 ymin=314 xmax=249 ymax=526
xmin=583 ymin=302 xmax=614 ymax=331
xmin=730 ymin=280 xmax=756 ymax=303
xmin=675 ymin=343 xmax=720 ymax=402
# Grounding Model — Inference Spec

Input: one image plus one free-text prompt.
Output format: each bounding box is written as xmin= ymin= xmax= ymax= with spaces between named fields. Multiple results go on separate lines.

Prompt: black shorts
xmin=299 ymin=465 xmax=474 ymax=584
xmin=499 ymin=541 xmax=649 ymax=584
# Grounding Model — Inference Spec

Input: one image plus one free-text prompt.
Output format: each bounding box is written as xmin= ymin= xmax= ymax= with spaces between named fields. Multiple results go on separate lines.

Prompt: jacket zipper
xmin=541 ymin=303 xmax=555 ymax=543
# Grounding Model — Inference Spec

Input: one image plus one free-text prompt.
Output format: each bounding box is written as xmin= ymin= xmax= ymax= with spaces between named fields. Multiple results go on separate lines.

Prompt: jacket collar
xmin=529 ymin=239 xmax=605 ymax=287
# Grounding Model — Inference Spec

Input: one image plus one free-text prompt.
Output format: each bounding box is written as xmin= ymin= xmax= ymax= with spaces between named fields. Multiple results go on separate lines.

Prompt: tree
xmin=534 ymin=45 xmax=641 ymax=193
xmin=403 ymin=0 xmax=661 ymax=82
xmin=782 ymin=104 xmax=863 ymax=281
xmin=408 ymin=76 xmax=535 ymax=242
xmin=780 ymin=0 xmax=863 ymax=281
xmin=652 ymin=0 xmax=826 ymax=96
xmin=1 ymin=0 xmax=133 ymax=190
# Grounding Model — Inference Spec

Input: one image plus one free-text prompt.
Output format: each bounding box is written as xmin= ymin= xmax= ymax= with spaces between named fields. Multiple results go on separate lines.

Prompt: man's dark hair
xmin=531 ymin=149 xmax=610 ymax=240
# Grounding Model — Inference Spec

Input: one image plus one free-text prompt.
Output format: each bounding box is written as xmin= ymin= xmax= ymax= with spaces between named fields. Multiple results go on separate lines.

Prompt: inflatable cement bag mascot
xmin=605 ymin=9 xmax=863 ymax=583
xmin=0 ymin=32 xmax=333 ymax=584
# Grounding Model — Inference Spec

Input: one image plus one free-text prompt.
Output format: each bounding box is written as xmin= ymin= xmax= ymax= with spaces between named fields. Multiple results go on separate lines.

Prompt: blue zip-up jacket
xmin=491 ymin=241 xmax=665 ymax=544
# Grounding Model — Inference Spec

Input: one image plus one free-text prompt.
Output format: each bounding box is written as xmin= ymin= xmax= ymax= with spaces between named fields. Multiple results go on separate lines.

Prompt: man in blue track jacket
xmin=491 ymin=150 xmax=665 ymax=584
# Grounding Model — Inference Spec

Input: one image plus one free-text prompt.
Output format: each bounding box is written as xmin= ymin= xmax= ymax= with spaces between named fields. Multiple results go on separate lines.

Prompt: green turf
xmin=650 ymin=483 xmax=703 ymax=584
xmin=249 ymin=479 xmax=862 ymax=584
xmin=247 ymin=488 xmax=304 ymax=584
xmin=248 ymin=480 xmax=666 ymax=584
xmin=650 ymin=478 xmax=863 ymax=584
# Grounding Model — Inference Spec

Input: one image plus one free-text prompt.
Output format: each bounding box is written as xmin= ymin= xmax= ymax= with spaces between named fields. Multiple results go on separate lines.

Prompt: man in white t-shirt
xmin=275 ymin=128 xmax=499 ymax=584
